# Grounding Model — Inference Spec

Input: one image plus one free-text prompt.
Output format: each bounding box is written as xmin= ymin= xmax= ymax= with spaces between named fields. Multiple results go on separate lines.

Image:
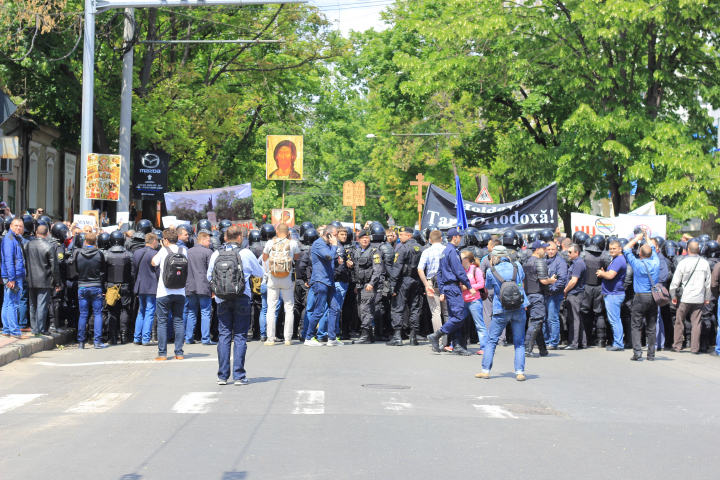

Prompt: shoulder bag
xmin=641 ymin=259 xmax=670 ymax=306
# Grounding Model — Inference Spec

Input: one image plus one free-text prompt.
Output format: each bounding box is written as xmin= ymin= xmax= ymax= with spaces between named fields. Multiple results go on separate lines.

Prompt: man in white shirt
xmin=208 ymin=226 xmax=263 ymax=385
xmin=262 ymin=223 xmax=300 ymax=345
xmin=151 ymin=228 xmax=188 ymax=361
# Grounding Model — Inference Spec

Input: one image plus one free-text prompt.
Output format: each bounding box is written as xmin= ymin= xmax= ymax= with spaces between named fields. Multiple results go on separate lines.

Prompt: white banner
xmin=102 ymin=225 xmax=118 ymax=233
xmin=73 ymin=214 xmax=96 ymax=227
xmin=161 ymin=216 xmax=177 ymax=228
xmin=627 ymin=201 xmax=656 ymax=216
xmin=571 ymin=212 xmax=666 ymax=239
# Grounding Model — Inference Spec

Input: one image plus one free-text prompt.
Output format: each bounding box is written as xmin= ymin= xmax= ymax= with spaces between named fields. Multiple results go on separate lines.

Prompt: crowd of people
xmin=1 ymin=212 xmax=719 ymax=384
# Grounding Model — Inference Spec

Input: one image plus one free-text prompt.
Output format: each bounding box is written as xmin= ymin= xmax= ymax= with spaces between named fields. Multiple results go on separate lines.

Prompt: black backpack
xmin=162 ymin=246 xmax=188 ymax=289
xmin=490 ymin=264 xmax=523 ymax=311
xmin=211 ymin=247 xmax=246 ymax=300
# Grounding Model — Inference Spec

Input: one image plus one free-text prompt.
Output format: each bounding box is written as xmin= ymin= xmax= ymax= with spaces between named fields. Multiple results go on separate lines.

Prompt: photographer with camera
xmin=303 ymin=225 xmax=340 ymax=346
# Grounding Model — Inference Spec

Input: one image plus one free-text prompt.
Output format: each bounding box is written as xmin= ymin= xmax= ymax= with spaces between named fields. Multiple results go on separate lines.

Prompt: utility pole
xmin=118 ymin=7 xmax=133 ymax=215
xmin=79 ymin=0 xmax=307 ymax=214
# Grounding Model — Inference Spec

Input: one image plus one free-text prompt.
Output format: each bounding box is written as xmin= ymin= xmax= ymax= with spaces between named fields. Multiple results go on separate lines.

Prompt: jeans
xmin=134 ymin=294 xmax=156 ymax=344
xmin=306 ymin=282 xmax=336 ymax=340
xmin=544 ymin=293 xmax=563 ymax=347
xmin=318 ymin=281 xmax=348 ymax=340
xmin=78 ymin=287 xmax=103 ymax=344
xmin=18 ymin=280 xmax=28 ymax=328
xmin=29 ymin=287 xmax=52 ymax=335
xmin=217 ymin=295 xmax=251 ymax=381
xmin=604 ymin=293 xmax=625 ymax=348
xmin=631 ymin=293 xmax=657 ymax=358
xmin=2 ymin=278 xmax=22 ymax=336
xmin=464 ymin=299 xmax=485 ymax=348
xmin=184 ymin=294 xmax=212 ymax=343
xmin=481 ymin=308 xmax=527 ymax=374
xmin=156 ymin=294 xmax=185 ymax=357
xmin=301 ymin=287 xmax=316 ymax=340
xmin=259 ymin=283 xmax=282 ymax=337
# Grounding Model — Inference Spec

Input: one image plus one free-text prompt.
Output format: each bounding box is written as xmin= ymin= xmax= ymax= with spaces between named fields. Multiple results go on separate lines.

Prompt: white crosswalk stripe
xmin=292 ymin=390 xmax=325 ymax=414
xmin=0 ymin=394 xmax=47 ymax=414
xmin=66 ymin=393 xmax=132 ymax=413
xmin=473 ymin=404 xmax=518 ymax=419
xmin=172 ymin=392 xmax=220 ymax=414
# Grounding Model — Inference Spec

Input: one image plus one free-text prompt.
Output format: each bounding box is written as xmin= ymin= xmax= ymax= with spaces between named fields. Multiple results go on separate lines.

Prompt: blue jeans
xmin=318 ymin=281 xmax=348 ymax=340
xmin=78 ymin=287 xmax=103 ymax=344
xmin=464 ymin=299 xmax=485 ymax=348
xmin=604 ymin=293 xmax=625 ymax=348
xmin=481 ymin=308 xmax=527 ymax=374
xmin=259 ymin=284 xmax=282 ymax=337
xmin=184 ymin=294 xmax=212 ymax=343
xmin=18 ymin=280 xmax=28 ymax=327
xmin=217 ymin=295 xmax=251 ymax=381
xmin=134 ymin=294 xmax=156 ymax=344
xmin=306 ymin=282 xmax=336 ymax=340
xmin=2 ymin=278 xmax=22 ymax=336
xmin=156 ymin=295 xmax=185 ymax=357
xmin=301 ymin=287 xmax=316 ymax=340
xmin=544 ymin=293 xmax=563 ymax=347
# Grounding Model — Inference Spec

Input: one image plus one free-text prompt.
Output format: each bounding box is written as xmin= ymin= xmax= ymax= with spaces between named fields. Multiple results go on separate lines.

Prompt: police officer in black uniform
xmin=461 ymin=227 xmax=484 ymax=260
xmin=372 ymin=223 xmax=394 ymax=341
xmin=293 ymin=223 xmax=314 ymax=340
xmin=386 ymin=226 xmax=423 ymax=346
xmin=197 ymin=219 xmax=220 ymax=251
xmin=128 ymin=219 xmax=152 ymax=254
xmin=476 ymin=232 xmax=492 ymax=259
xmin=583 ymin=234 xmax=611 ymax=347
xmin=502 ymin=230 xmax=529 ymax=263
xmin=524 ymin=240 xmax=553 ymax=357
xmin=65 ymin=232 xmax=85 ymax=329
xmin=48 ymin=223 xmax=69 ymax=332
xmin=339 ymin=227 xmax=357 ymax=340
xmin=98 ymin=232 xmax=111 ymax=257
xmin=352 ymin=229 xmax=384 ymax=343
xmin=105 ymin=230 xmax=134 ymax=344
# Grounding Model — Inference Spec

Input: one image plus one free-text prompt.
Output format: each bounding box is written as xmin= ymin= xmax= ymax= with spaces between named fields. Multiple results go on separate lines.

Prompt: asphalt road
xmin=1 ymin=338 xmax=719 ymax=480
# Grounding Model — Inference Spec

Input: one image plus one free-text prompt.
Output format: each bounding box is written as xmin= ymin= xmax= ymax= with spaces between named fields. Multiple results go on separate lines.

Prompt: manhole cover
xmin=362 ymin=384 xmax=411 ymax=389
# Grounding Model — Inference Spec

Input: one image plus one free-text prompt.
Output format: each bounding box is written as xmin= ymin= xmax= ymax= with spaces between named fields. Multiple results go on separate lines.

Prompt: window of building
xmin=8 ymin=179 xmax=15 ymax=213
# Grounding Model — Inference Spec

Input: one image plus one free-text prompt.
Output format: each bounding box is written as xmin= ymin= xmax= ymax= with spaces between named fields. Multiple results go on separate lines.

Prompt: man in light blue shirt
xmin=207 ymin=226 xmax=263 ymax=385
xmin=623 ymin=230 xmax=660 ymax=361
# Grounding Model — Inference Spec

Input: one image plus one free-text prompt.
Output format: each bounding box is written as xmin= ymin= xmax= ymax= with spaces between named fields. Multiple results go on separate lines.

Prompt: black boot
xmin=409 ymin=329 xmax=419 ymax=346
xmin=108 ymin=329 xmax=118 ymax=345
xmin=452 ymin=339 xmax=471 ymax=356
xmin=78 ymin=342 xmax=85 ymax=350
xmin=598 ymin=339 xmax=607 ymax=348
xmin=369 ymin=328 xmax=375 ymax=343
xmin=356 ymin=328 xmax=373 ymax=344
xmin=374 ymin=324 xmax=387 ymax=341
xmin=120 ymin=331 xmax=127 ymax=345
xmin=427 ymin=329 xmax=444 ymax=353
xmin=684 ymin=338 xmax=691 ymax=349
xmin=386 ymin=330 xmax=402 ymax=346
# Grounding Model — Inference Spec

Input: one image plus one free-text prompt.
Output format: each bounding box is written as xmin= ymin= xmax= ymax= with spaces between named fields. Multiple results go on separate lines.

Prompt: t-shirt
xmin=263 ymin=237 xmax=300 ymax=275
xmin=152 ymin=244 xmax=188 ymax=298
xmin=602 ymin=255 xmax=627 ymax=295
xmin=568 ymin=257 xmax=587 ymax=295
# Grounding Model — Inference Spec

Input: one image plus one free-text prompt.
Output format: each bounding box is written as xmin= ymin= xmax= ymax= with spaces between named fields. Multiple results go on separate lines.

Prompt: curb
xmin=0 ymin=328 xmax=76 ymax=367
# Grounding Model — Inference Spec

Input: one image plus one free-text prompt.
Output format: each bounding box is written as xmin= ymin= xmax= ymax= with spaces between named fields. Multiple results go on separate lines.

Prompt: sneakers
xmin=217 ymin=378 xmax=227 ymax=385
xmin=475 ymin=372 xmax=490 ymax=379
xmin=155 ymin=356 xmax=167 ymax=361
xmin=264 ymin=338 xmax=276 ymax=346
xmin=327 ymin=338 xmax=344 ymax=346
xmin=516 ymin=373 xmax=526 ymax=381
xmin=476 ymin=350 xmax=484 ymax=355
xmin=202 ymin=340 xmax=218 ymax=346
xmin=304 ymin=337 xmax=324 ymax=347
xmin=235 ymin=378 xmax=250 ymax=386
xmin=444 ymin=346 xmax=453 ymax=353
xmin=94 ymin=343 xmax=108 ymax=349
xmin=174 ymin=356 xmax=184 ymax=360
xmin=285 ymin=340 xmax=292 ymax=346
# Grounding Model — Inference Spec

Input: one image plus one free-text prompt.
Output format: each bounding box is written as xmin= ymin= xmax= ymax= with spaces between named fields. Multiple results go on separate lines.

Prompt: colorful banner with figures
xmin=85 ymin=153 xmax=121 ymax=201
xmin=266 ymin=135 xmax=303 ymax=180
xmin=571 ymin=212 xmax=667 ymax=239
xmin=164 ymin=184 xmax=253 ymax=223
xmin=271 ymin=208 xmax=295 ymax=227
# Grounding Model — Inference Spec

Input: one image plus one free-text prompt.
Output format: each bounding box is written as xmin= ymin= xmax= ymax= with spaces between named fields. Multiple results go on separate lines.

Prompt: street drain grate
xmin=362 ymin=384 xmax=411 ymax=389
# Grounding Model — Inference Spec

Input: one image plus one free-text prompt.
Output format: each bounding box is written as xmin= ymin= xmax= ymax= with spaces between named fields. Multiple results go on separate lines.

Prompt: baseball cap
xmin=531 ymin=240 xmax=551 ymax=249
xmin=357 ymin=229 xmax=370 ymax=238
xmin=492 ymin=245 xmax=509 ymax=256
xmin=397 ymin=226 xmax=414 ymax=234
xmin=446 ymin=228 xmax=466 ymax=237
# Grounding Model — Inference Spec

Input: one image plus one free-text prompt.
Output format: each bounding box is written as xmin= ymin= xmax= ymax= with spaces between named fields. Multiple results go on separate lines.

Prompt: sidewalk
xmin=0 ymin=328 xmax=76 ymax=367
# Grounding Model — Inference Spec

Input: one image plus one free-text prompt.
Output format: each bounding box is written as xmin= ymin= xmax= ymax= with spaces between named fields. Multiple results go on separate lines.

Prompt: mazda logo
xmin=141 ymin=153 xmax=160 ymax=169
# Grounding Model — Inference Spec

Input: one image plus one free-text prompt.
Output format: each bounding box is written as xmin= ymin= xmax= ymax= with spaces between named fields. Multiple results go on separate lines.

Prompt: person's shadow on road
xmin=248 ymin=377 xmax=284 ymax=384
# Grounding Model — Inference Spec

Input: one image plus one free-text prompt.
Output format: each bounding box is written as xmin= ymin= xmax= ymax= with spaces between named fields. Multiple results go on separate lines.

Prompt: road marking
xmin=66 ymin=393 xmax=132 ymax=413
xmin=0 ymin=394 xmax=47 ymax=414
xmin=172 ymin=392 xmax=220 ymax=414
xmin=292 ymin=390 xmax=325 ymax=414
xmin=36 ymin=359 xmax=216 ymax=367
xmin=383 ymin=395 xmax=412 ymax=412
xmin=473 ymin=405 xmax=518 ymax=419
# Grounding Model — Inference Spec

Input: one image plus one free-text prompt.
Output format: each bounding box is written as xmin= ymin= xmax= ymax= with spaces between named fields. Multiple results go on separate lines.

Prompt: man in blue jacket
xmin=304 ymin=225 xmax=339 ymax=346
xmin=475 ymin=245 xmax=530 ymax=381
xmin=1 ymin=218 xmax=27 ymax=338
xmin=544 ymin=241 xmax=567 ymax=349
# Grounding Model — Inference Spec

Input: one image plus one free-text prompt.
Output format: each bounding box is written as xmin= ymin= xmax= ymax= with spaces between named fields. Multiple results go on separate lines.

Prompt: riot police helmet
xmin=97 ymin=232 xmax=111 ymax=250
xmin=22 ymin=214 xmax=34 ymax=234
xmin=573 ymin=231 xmax=589 ymax=249
xmin=464 ymin=227 xmax=480 ymax=247
xmin=704 ymin=240 xmax=720 ymax=258
xmin=51 ymin=222 xmax=69 ymax=242
xmin=501 ymin=230 xmax=521 ymax=249
xmin=587 ymin=234 xmax=606 ymax=252
xmin=197 ymin=219 xmax=212 ymax=232
xmin=538 ymin=229 xmax=554 ymax=243
xmin=248 ymin=230 xmax=261 ymax=245
xmin=526 ymin=232 xmax=539 ymax=244
xmin=299 ymin=221 xmax=314 ymax=237
xmin=260 ymin=224 xmax=276 ymax=241
xmin=74 ymin=232 xmax=86 ymax=249
xmin=478 ymin=232 xmax=492 ymax=248
xmin=109 ymin=230 xmax=125 ymax=247
xmin=412 ymin=229 xmax=425 ymax=246
xmin=652 ymin=236 xmax=666 ymax=248
xmin=303 ymin=228 xmax=319 ymax=246
xmin=289 ymin=227 xmax=300 ymax=242
xmin=219 ymin=219 xmax=232 ymax=231
xmin=698 ymin=234 xmax=711 ymax=243
xmin=662 ymin=240 xmax=679 ymax=258
xmin=370 ymin=224 xmax=386 ymax=243
xmin=3 ymin=216 xmax=12 ymax=232
xmin=136 ymin=219 xmax=153 ymax=234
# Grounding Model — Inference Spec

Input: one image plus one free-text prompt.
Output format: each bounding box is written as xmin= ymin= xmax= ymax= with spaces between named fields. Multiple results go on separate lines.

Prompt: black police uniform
xmin=65 ymin=241 xmax=80 ymax=329
xmin=106 ymin=244 xmax=134 ymax=344
xmin=523 ymin=254 xmax=549 ymax=356
xmin=621 ymin=263 xmax=635 ymax=348
xmin=375 ymin=239 xmax=396 ymax=340
xmin=48 ymin=237 xmax=67 ymax=331
xmin=352 ymin=243 xmax=384 ymax=343
xmin=583 ymin=248 xmax=610 ymax=346
xmin=387 ymin=234 xmax=423 ymax=345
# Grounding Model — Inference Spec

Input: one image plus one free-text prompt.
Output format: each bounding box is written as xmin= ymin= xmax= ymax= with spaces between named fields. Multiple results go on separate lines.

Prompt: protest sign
xmin=74 ymin=214 xmax=97 ymax=227
xmin=571 ymin=212 xmax=667 ymax=238
xmin=164 ymin=184 xmax=253 ymax=223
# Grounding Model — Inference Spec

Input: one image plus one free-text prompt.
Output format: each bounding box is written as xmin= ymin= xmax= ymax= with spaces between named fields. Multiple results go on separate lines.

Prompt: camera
xmin=633 ymin=226 xmax=645 ymax=236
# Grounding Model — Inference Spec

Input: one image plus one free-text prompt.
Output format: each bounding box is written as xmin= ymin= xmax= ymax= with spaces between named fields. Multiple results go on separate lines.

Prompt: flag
xmin=455 ymin=175 xmax=468 ymax=230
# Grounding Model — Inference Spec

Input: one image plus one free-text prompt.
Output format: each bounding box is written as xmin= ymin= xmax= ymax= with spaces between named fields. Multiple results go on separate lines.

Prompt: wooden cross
xmin=410 ymin=172 xmax=431 ymax=228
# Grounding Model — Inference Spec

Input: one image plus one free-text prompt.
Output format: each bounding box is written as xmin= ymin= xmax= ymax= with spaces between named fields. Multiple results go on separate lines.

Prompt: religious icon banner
xmin=271 ymin=208 xmax=295 ymax=227
xmin=85 ymin=153 xmax=121 ymax=201
xmin=266 ymin=135 xmax=303 ymax=180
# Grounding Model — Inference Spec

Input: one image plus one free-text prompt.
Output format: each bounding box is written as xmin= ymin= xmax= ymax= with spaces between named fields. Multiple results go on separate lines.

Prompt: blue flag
xmin=455 ymin=175 xmax=468 ymax=230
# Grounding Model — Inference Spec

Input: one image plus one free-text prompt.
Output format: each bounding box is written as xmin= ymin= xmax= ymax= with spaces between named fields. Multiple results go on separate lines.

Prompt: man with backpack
xmin=262 ymin=223 xmax=300 ymax=345
xmin=427 ymin=228 xmax=477 ymax=356
xmin=208 ymin=226 xmax=263 ymax=385
xmin=151 ymin=228 xmax=188 ymax=361
xmin=475 ymin=245 xmax=530 ymax=381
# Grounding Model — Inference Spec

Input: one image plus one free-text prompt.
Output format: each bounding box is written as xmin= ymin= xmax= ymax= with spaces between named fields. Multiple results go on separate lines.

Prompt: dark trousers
xmin=525 ymin=293 xmax=546 ymax=351
xmin=357 ymin=285 xmax=376 ymax=330
xmin=293 ymin=280 xmax=308 ymax=339
xmin=66 ymin=279 xmax=79 ymax=328
xmin=631 ymin=293 xmax=657 ymax=358
xmin=341 ymin=281 xmax=357 ymax=336
xmin=156 ymin=294 xmax=185 ymax=357
xmin=29 ymin=287 xmax=52 ymax=335
xmin=107 ymin=284 xmax=132 ymax=335
xmin=391 ymin=277 xmax=422 ymax=330
xmin=217 ymin=295 xmax=251 ymax=381
xmin=673 ymin=302 xmax=703 ymax=353
xmin=251 ymin=291 xmax=262 ymax=339
xmin=567 ymin=292 xmax=587 ymax=348
xmin=49 ymin=287 xmax=65 ymax=330
xmin=439 ymin=285 xmax=464 ymax=339
xmin=583 ymin=284 xmax=607 ymax=340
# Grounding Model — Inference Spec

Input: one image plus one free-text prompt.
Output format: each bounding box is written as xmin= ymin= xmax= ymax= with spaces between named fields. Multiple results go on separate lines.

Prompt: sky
xmin=309 ymin=0 xmax=391 ymax=36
